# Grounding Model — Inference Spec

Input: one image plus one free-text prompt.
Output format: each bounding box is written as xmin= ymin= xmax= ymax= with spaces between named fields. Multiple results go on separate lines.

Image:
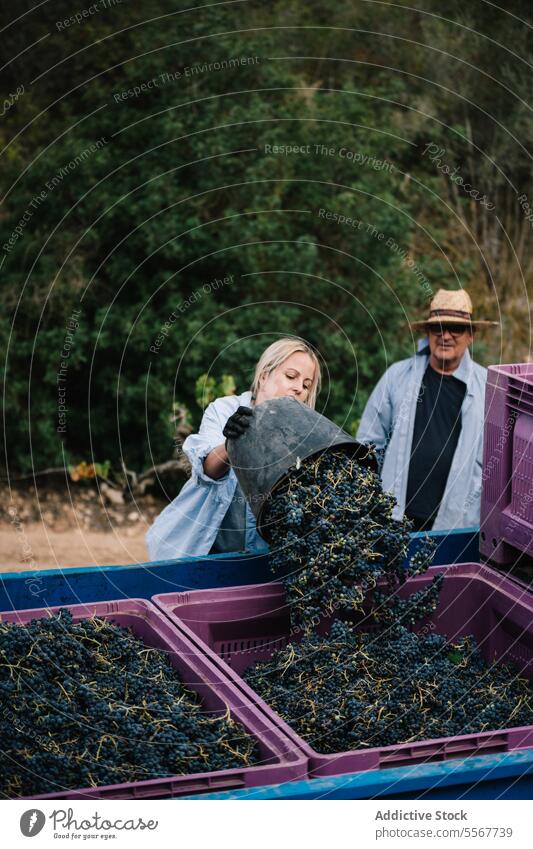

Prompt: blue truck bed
xmin=0 ymin=527 xmax=479 ymax=611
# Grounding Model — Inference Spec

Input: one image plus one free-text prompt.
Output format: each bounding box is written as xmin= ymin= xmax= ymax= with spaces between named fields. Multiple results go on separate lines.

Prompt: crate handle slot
xmin=165 ymin=776 xmax=247 ymax=798
xmin=380 ymin=733 xmax=509 ymax=767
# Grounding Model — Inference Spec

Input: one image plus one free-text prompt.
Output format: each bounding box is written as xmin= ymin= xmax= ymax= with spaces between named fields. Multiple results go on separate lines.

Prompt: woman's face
xmin=256 ymin=351 xmax=316 ymax=405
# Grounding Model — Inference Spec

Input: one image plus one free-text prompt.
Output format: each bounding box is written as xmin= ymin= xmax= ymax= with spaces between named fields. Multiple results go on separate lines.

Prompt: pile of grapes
xmin=0 ymin=610 xmax=258 ymax=798
xmin=253 ymin=448 xmax=532 ymax=752
xmin=264 ymin=449 xmax=439 ymax=631
xmin=243 ymin=620 xmax=532 ymax=754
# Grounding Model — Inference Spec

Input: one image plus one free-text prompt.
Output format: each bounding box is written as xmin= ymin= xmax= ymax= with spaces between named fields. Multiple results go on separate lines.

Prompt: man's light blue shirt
xmin=356 ymin=346 xmax=487 ymax=530
xmin=145 ymin=391 xmax=268 ymax=561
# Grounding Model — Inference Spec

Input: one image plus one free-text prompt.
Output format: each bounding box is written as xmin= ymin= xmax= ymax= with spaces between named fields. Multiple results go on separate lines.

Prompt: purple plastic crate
xmin=480 ymin=363 xmax=533 ymax=570
xmin=0 ymin=598 xmax=307 ymax=799
xmin=153 ymin=563 xmax=533 ymax=779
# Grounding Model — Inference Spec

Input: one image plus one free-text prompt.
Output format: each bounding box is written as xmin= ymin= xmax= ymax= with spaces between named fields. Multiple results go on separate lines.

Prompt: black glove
xmin=223 ymin=406 xmax=253 ymax=440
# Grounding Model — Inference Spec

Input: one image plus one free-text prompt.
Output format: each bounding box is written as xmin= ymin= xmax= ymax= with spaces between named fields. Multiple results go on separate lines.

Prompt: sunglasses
xmin=427 ymin=324 xmax=471 ymax=338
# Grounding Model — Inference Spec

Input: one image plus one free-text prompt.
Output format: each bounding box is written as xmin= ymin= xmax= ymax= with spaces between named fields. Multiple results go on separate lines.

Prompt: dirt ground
xmin=0 ymin=482 xmax=167 ymax=572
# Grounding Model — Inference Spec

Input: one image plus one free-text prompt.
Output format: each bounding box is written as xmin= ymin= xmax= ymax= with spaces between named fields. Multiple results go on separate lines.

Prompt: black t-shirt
xmin=405 ymin=364 xmax=467 ymax=529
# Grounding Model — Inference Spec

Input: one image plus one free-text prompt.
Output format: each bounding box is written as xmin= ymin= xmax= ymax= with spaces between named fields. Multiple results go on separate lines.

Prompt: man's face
xmin=427 ymin=323 xmax=473 ymax=371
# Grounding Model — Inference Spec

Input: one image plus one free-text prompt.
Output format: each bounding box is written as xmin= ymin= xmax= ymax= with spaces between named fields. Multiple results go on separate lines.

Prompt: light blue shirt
xmin=356 ymin=346 xmax=486 ymax=530
xmin=145 ymin=390 xmax=269 ymax=560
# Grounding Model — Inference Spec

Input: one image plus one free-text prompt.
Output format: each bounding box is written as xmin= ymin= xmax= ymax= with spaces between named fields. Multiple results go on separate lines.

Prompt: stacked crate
xmin=480 ymin=363 xmax=533 ymax=580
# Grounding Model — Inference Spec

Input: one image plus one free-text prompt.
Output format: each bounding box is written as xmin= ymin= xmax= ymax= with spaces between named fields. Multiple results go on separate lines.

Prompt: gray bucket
xmin=226 ymin=396 xmax=376 ymax=539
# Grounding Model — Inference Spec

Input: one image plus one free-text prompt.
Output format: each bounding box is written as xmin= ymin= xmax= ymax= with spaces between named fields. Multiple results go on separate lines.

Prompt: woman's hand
xmin=203 ymin=407 xmax=253 ymax=480
xmin=222 ymin=406 xmax=253 ymax=440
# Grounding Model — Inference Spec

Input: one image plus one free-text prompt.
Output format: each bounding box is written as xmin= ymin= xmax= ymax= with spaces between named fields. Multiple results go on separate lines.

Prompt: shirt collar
xmin=452 ymin=347 xmax=473 ymax=385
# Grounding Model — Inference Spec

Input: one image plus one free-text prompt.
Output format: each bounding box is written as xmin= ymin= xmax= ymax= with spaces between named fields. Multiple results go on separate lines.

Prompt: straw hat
xmin=410 ymin=289 xmax=499 ymax=330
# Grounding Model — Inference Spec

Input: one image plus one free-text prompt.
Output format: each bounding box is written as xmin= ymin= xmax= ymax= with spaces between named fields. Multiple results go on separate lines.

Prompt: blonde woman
xmin=146 ymin=338 xmax=321 ymax=560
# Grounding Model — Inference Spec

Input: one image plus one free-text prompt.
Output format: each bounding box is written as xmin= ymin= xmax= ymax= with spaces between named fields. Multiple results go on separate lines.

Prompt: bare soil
xmin=0 ymin=482 xmax=167 ymax=572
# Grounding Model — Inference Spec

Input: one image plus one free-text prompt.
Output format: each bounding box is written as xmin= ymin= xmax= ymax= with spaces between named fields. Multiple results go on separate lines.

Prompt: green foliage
xmin=1 ymin=0 xmax=531 ymax=472
xmin=195 ymin=373 xmax=237 ymax=409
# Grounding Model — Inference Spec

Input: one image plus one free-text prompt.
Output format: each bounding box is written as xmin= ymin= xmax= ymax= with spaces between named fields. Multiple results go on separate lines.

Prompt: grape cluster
xmin=264 ymin=449 xmax=438 ymax=632
xmin=0 ymin=609 xmax=258 ymax=798
xmin=253 ymin=448 xmax=532 ymax=754
xmin=243 ymin=619 xmax=532 ymax=754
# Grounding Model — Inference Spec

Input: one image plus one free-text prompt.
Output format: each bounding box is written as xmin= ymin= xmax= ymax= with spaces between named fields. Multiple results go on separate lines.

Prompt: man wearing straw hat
xmin=357 ymin=289 xmax=498 ymax=530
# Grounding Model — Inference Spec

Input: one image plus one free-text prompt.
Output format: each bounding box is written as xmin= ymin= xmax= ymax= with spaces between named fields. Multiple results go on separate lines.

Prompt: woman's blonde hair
xmin=251 ymin=337 xmax=322 ymax=408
